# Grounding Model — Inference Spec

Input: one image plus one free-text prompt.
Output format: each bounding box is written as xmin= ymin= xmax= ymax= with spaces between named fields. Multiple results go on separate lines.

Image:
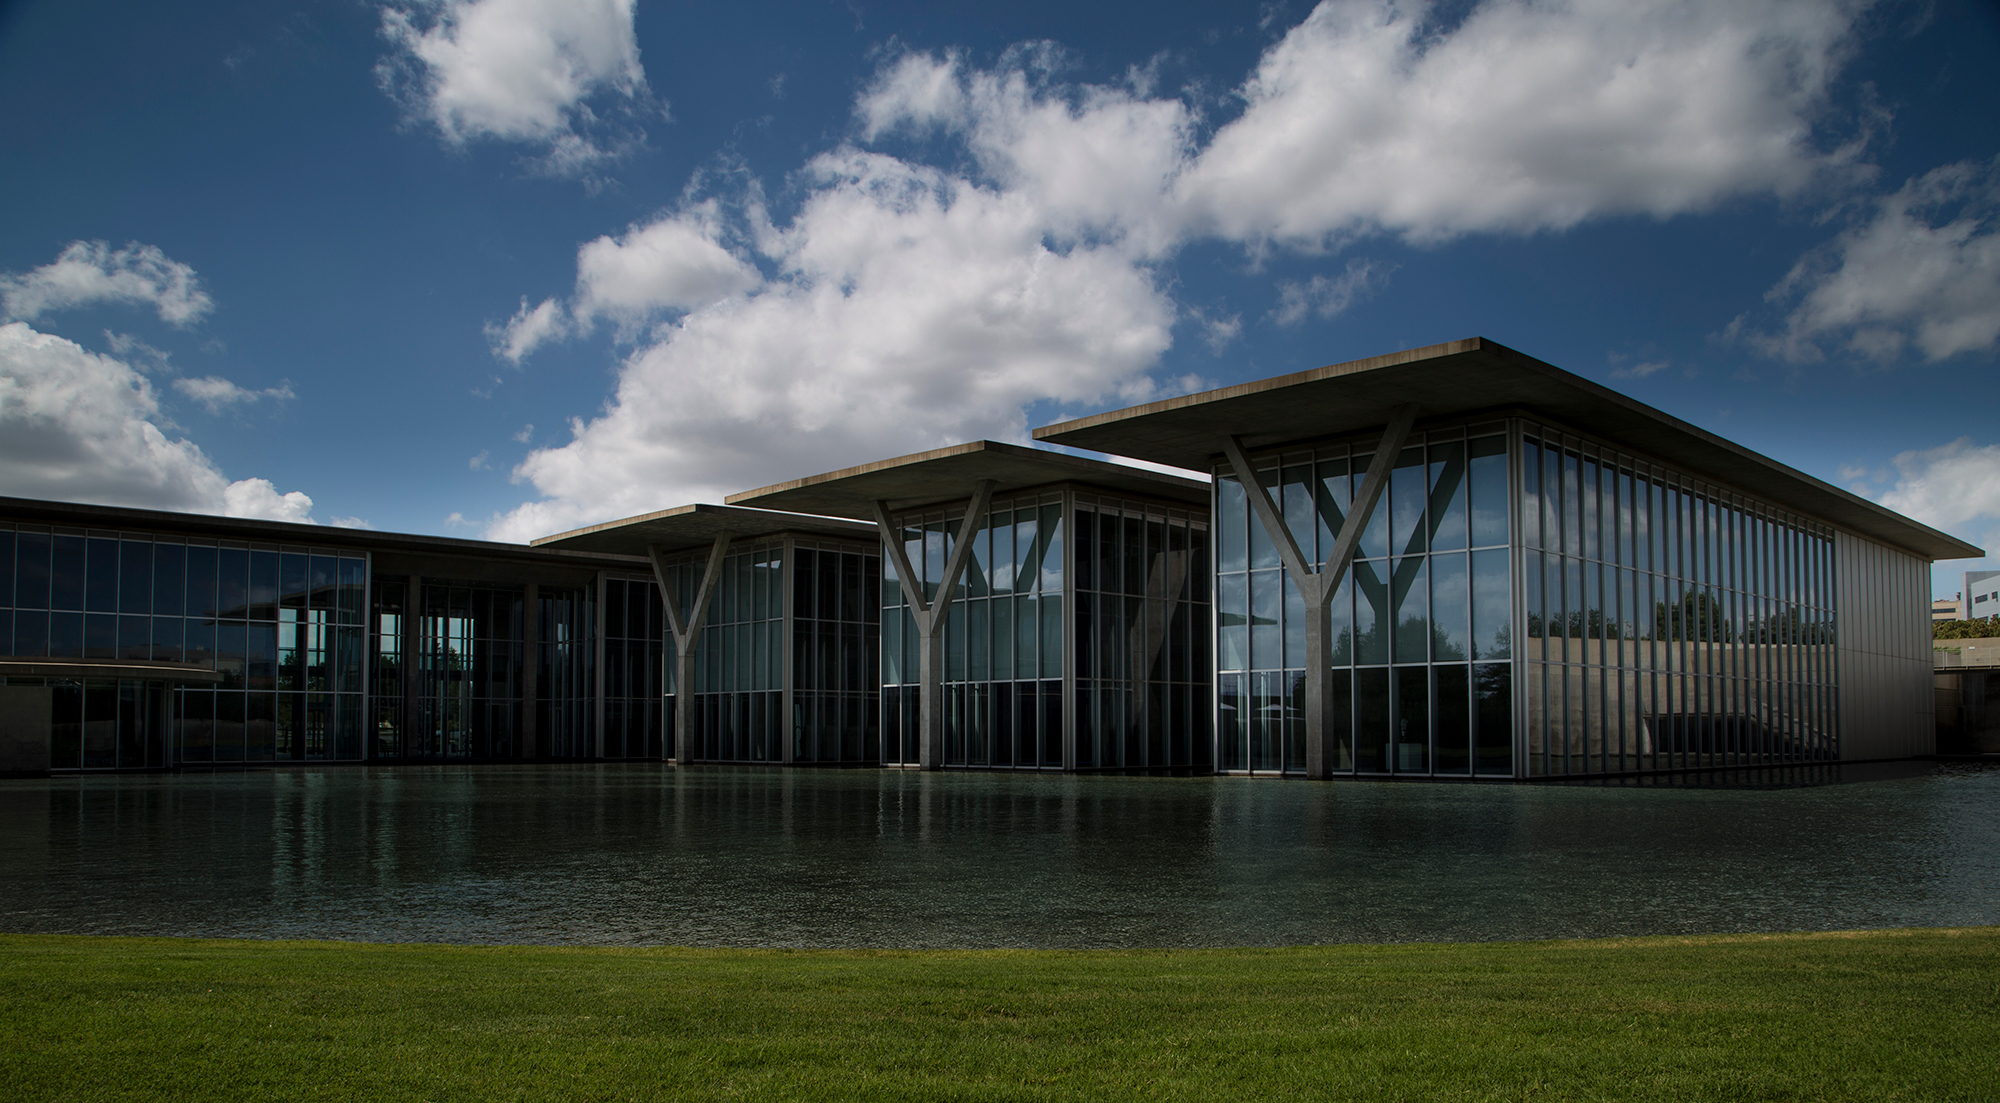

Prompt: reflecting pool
xmin=2 ymin=763 xmax=1996 ymax=947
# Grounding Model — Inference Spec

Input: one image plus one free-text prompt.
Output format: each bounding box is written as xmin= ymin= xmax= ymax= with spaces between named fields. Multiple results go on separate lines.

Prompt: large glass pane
xmin=1430 ymin=552 xmax=1468 ymax=661
xmin=1315 ymin=454 xmax=1350 ymax=562
xmin=1355 ymin=454 xmax=1388 ymax=559
xmin=1394 ymin=667 xmax=1429 ymax=773
xmin=1283 ymin=463 xmax=1315 ymax=562
xmin=1391 ymin=557 xmax=1428 ymax=664
xmin=1391 ymin=446 xmax=1427 ymax=556
xmin=989 ymin=511 xmax=1014 ymax=595
xmin=1353 ymin=562 xmax=1388 ymax=666
xmin=218 ymin=548 xmax=249 ymax=620
xmin=1470 ymin=435 xmax=1509 ymax=548
xmin=85 ymin=538 xmax=118 ymax=613
xmin=16 ymin=531 xmax=50 ymax=608
xmin=1218 ymin=574 xmax=1247 ymax=670
xmin=1474 ymin=662 xmax=1513 ymax=774
xmin=1435 ymin=664 xmax=1470 ymax=774
xmin=1471 ymin=548 xmax=1512 ymax=660
xmin=52 ymin=535 xmax=84 ymax=610
xmin=1038 ymin=505 xmax=1064 ymax=592
xmin=1328 ymin=573 xmax=1353 ymax=666
xmin=119 ymin=541 xmax=152 ymax=614
xmin=1427 ymin=440 xmax=1468 ymax=551
xmin=1250 ymin=570 xmax=1281 ymax=671
xmin=1354 ymin=667 xmax=1388 ymax=771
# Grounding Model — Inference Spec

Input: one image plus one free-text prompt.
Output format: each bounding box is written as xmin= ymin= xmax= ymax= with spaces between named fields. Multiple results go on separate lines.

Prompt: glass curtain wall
xmin=603 ymin=574 xmax=666 ymax=760
xmin=882 ymin=491 xmax=1066 ymax=769
xmin=1213 ymin=424 xmax=1514 ymax=776
xmin=790 ymin=539 xmax=881 ymax=764
xmin=370 ymin=580 xmax=404 ymax=757
xmin=0 ymin=524 xmax=366 ymax=768
xmin=537 ymin=586 xmax=596 ymax=758
xmin=1071 ymin=494 xmax=1211 ymax=772
xmin=399 ymin=581 xmax=522 ymax=759
xmin=1520 ymin=420 xmax=1837 ymax=774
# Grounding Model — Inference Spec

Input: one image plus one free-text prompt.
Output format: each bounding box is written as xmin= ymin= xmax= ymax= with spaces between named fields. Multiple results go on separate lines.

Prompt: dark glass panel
xmin=280 ymin=552 xmax=308 ymax=609
xmin=119 ymin=615 xmax=150 ymax=661
xmin=249 ymin=624 xmax=277 ymax=691
xmin=51 ymin=535 xmax=85 ymax=610
xmin=1218 ymin=573 xmax=1247 ymax=671
xmin=1249 ymin=468 xmax=1280 ymax=571
xmin=216 ymin=623 xmax=247 ymax=689
xmin=84 ymin=538 xmax=118 ymax=612
xmin=250 ymin=551 xmax=279 ymax=619
xmin=1394 ymin=666 xmax=1429 ymax=773
xmin=1329 ymin=668 xmax=1353 ymax=772
xmin=247 ymin=691 xmax=276 ymax=761
xmin=50 ymin=681 xmax=81 ymax=770
xmin=1039 ymin=504 xmax=1064 ymax=592
xmin=605 ymin=579 xmax=626 ymax=638
xmin=118 ymin=682 xmax=146 ymax=769
xmin=1580 ymin=457 xmax=1600 ymax=561
xmin=215 ymin=691 xmax=244 ymax=761
xmin=0 ymin=530 xmax=11 ymax=607
xmin=152 ymin=616 xmax=182 ymax=663
xmin=1329 ymin=573 xmax=1353 ymax=666
xmin=17 ymin=531 xmax=51 ymax=608
xmin=185 ymin=618 xmax=214 ymax=670
xmin=1469 ymin=435 xmax=1508 ymax=547
xmin=1435 ymin=664 xmax=1471 ymax=774
xmin=185 ymin=545 xmax=218 ymax=620
xmin=1519 ymin=440 xmax=1542 ymax=550
xmin=119 ymin=541 xmax=152 ymax=613
xmin=81 ymin=680 xmax=117 ymax=768
xmin=15 ymin=610 xmax=48 ymax=656
xmin=1354 ymin=667 xmax=1388 ymax=772
xmin=1474 ymin=662 xmax=1514 ymax=772
xmin=50 ymin=611 xmax=83 ymax=658
xmin=148 ymin=543 xmax=183 ymax=617
xmin=218 ymin=548 xmax=249 ymax=621
xmin=1249 ymin=570 xmax=1281 ymax=672
xmin=309 ymin=555 xmax=335 ymax=610
xmin=85 ymin=613 xmax=116 ymax=659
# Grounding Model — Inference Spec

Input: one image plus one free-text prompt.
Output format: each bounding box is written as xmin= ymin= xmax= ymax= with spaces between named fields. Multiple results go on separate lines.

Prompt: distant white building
xmin=1966 ymin=570 xmax=2000 ymax=621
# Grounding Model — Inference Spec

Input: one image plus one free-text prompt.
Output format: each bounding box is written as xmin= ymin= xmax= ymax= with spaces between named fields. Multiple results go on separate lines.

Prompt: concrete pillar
xmin=650 ymin=534 xmax=732 ymax=766
xmin=1219 ymin=406 xmax=1416 ymax=779
xmin=872 ymin=481 xmax=997 ymax=771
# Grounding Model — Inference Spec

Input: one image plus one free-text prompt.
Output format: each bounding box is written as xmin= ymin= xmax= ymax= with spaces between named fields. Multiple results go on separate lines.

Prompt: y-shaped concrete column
xmin=647 ymin=533 xmax=731 ymax=765
xmin=871 ymin=480 xmax=997 ymax=770
xmin=1219 ymin=405 xmax=1417 ymax=778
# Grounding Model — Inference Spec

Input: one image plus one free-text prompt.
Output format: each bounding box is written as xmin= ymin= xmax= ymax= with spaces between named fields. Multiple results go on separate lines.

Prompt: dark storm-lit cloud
xmin=483 ymin=0 xmax=1889 ymax=540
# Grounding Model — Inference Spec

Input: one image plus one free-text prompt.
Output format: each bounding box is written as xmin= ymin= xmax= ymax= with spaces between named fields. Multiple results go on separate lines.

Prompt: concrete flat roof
xmin=0 ymin=658 xmax=226 ymax=684
xmin=1033 ymin=338 xmax=1982 ymax=561
xmin=723 ymin=440 xmax=1209 ymax=519
xmin=0 ymin=496 xmax=643 ymax=567
xmin=531 ymin=503 xmax=877 ymax=555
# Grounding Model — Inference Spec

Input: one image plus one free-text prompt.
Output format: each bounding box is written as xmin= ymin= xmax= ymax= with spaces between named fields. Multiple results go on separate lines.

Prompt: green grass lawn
xmin=2 ymin=928 xmax=1994 ymax=1101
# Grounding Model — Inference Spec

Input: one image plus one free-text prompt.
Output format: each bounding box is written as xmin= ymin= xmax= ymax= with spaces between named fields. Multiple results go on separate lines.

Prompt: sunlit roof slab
xmin=724 ymin=440 xmax=1209 ymax=518
xmin=531 ymin=503 xmax=875 ymax=555
xmin=1033 ymin=337 xmax=1980 ymax=561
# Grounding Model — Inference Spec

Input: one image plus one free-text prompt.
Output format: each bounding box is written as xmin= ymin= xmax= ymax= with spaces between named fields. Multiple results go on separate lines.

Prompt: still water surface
xmin=2 ymin=764 xmax=1996 ymax=947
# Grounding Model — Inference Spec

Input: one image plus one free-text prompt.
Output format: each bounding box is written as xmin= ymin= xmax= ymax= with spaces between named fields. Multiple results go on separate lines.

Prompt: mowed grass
xmin=2 ymin=929 xmax=1995 ymax=1101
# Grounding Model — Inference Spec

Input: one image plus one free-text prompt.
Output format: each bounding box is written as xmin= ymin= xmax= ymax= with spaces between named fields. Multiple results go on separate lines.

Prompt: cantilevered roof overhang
xmin=531 ymin=503 xmax=875 ymax=555
xmin=723 ymin=440 xmax=1209 ymax=518
xmin=1033 ymin=337 xmax=1982 ymax=561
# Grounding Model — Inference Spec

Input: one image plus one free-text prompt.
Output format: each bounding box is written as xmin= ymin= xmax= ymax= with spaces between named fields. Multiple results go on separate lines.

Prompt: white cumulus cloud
xmin=0 ymin=322 xmax=317 ymax=522
xmin=1 ymin=241 xmax=214 ymax=327
xmin=172 ymin=375 xmax=296 ymax=414
xmin=377 ymin=0 xmax=649 ymax=174
xmin=484 ymin=0 xmax=1884 ymax=540
xmin=1177 ymin=0 xmax=1869 ymax=248
xmin=1755 ymin=156 xmax=2000 ymax=363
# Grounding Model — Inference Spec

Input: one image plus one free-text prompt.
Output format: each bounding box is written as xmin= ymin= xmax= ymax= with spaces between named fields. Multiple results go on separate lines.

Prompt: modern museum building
xmin=0 ymin=339 xmax=1975 ymax=780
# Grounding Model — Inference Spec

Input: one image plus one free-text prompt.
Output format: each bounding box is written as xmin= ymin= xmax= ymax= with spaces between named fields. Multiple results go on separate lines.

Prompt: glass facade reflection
xmin=0 ymin=523 xmax=367 ymax=766
xmin=882 ymin=487 xmax=1209 ymax=772
xmin=1214 ymin=423 xmax=1513 ymax=776
xmin=1520 ymin=420 xmax=1837 ymax=774
xmin=602 ymin=574 xmax=666 ymax=760
xmin=654 ymin=536 xmax=880 ymax=764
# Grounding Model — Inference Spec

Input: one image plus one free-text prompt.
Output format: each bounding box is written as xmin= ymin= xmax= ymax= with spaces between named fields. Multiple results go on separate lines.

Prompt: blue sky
xmin=1 ymin=0 xmax=1996 ymax=596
